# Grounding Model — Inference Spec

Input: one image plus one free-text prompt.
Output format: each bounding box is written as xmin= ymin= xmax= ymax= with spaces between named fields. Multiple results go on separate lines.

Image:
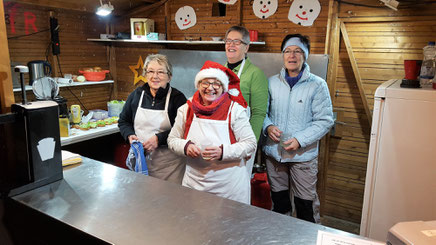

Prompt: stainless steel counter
xmin=10 ymin=158 xmax=360 ymax=244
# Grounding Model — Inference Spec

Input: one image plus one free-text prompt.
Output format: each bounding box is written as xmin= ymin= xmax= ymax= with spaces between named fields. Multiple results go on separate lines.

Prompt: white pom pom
xmin=228 ymin=88 xmax=239 ymax=96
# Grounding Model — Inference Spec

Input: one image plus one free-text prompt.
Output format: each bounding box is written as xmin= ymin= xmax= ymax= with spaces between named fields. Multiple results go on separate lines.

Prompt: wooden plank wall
xmin=324 ymin=0 xmax=436 ymax=223
xmin=5 ymin=1 xmax=112 ymax=112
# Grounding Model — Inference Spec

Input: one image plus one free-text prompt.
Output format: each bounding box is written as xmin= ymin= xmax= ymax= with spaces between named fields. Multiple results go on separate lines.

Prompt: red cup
xmin=404 ymin=60 xmax=422 ymax=80
xmin=249 ymin=30 xmax=258 ymax=42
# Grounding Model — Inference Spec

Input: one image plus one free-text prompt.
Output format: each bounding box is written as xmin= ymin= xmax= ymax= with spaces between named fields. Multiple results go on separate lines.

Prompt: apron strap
xmin=138 ymin=90 xmax=145 ymax=107
xmin=164 ymin=87 xmax=172 ymax=112
xmin=184 ymin=100 xmax=194 ymax=140
xmin=228 ymin=102 xmax=236 ymax=144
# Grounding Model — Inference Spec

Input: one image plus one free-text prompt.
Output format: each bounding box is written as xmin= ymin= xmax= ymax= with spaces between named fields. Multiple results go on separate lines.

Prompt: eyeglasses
xmin=283 ymin=49 xmax=304 ymax=56
xmin=224 ymin=39 xmax=247 ymax=46
xmin=146 ymin=70 xmax=168 ymax=77
xmin=200 ymin=80 xmax=222 ymax=90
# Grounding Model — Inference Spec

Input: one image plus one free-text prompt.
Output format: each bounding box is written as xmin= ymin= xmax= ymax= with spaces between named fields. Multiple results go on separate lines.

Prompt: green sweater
xmin=226 ymin=57 xmax=268 ymax=141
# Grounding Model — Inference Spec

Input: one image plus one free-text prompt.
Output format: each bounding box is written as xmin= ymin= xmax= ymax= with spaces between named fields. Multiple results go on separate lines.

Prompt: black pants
xmin=271 ymin=190 xmax=315 ymax=223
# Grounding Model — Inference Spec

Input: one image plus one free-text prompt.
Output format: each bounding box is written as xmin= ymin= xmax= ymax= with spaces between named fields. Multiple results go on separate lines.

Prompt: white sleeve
xmin=222 ymin=104 xmax=257 ymax=161
xmin=167 ymin=103 xmax=190 ymax=156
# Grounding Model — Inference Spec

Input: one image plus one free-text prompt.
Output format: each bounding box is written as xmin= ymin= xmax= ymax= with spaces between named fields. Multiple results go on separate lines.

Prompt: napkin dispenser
xmin=0 ymin=101 xmax=63 ymax=196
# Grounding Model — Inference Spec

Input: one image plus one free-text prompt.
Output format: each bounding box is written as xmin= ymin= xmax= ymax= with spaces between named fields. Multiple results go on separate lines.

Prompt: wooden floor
xmin=321 ymin=215 xmax=360 ymax=235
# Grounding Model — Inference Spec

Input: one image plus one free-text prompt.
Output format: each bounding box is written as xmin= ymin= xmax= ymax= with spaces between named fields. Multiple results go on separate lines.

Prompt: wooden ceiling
xmin=8 ymin=0 xmax=165 ymax=17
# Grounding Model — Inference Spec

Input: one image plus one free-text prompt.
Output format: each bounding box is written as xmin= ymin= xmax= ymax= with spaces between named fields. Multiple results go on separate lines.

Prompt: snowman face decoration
xmin=288 ymin=0 xmax=321 ymax=26
xmin=218 ymin=0 xmax=238 ymax=5
xmin=175 ymin=6 xmax=197 ymax=30
xmin=253 ymin=0 xmax=278 ymax=19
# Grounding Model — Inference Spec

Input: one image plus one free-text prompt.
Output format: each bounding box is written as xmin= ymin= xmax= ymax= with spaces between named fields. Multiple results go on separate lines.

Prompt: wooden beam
xmin=140 ymin=0 xmax=160 ymax=3
xmin=165 ymin=0 xmax=171 ymax=40
xmin=324 ymin=0 xmax=334 ymax=54
xmin=0 ymin=0 xmax=15 ymax=113
xmin=108 ymin=22 xmax=118 ymax=100
xmin=10 ymin=0 xmax=89 ymax=12
xmin=340 ymin=21 xmax=372 ymax=126
xmin=123 ymin=0 xmax=168 ymax=18
xmin=236 ymin=0 xmax=243 ymax=26
xmin=340 ymin=16 xmax=436 ymax=23
xmin=319 ymin=0 xmax=338 ymax=217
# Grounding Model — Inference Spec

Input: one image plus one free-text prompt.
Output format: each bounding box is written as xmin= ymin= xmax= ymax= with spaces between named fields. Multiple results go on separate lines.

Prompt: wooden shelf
xmin=87 ymin=38 xmax=266 ymax=45
xmin=13 ymin=80 xmax=114 ymax=92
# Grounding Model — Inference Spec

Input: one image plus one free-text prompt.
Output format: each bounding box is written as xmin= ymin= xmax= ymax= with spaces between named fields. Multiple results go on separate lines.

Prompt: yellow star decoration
xmin=129 ymin=56 xmax=147 ymax=85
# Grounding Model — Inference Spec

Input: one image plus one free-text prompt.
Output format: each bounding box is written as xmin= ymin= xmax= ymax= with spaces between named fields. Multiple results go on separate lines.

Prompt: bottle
xmin=419 ymin=41 xmax=436 ymax=87
xmin=59 ymin=116 xmax=70 ymax=137
xmin=71 ymin=105 xmax=81 ymax=124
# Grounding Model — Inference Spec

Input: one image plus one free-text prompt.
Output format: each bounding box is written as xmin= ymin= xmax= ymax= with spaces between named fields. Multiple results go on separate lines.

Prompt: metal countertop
xmin=11 ymin=158 xmax=357 ymax=245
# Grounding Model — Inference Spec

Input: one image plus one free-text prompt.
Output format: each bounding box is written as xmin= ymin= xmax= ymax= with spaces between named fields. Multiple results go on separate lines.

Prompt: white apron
xmin=183 ymin=102 xmax=250 ymax=204
xmin=134 ymin=88 xmax=185 ymax=184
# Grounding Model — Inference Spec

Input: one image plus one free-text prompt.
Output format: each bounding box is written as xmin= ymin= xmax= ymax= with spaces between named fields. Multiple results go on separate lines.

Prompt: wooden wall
xmin=324 ymin=0 xmax=436 ymax=223
xmin=112 ymin=0 xmax=331 ymax=100
xmin=5 ymin=1 xmax=112 ymax=112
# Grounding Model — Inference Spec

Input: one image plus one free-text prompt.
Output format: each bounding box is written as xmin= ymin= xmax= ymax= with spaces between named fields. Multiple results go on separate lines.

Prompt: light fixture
xmin=380 ymin=0 xmax=399 ymax=11
xmin=96 ymin=0 xmax=114 ymax=16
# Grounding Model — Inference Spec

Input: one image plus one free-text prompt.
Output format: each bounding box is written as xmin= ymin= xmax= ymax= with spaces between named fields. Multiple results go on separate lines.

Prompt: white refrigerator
xmin=360 ymin=79 xmax=436 ymax=241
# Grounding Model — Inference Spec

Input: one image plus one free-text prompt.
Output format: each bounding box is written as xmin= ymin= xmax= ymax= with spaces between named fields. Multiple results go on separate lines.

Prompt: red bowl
xmin=79 ymin=70 xmax=109 ymax=81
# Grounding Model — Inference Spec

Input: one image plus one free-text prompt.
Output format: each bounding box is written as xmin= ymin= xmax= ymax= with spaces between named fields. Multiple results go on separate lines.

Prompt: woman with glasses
xmin=224 ymin=25 xmax=268 ymax=179
xmin=168 ymin=61 xmax=256 ymax=204
xmin=118 ymin=54 xmax=187 ymax=183
xmin=262 ymin=34 xmax=334 ymax=223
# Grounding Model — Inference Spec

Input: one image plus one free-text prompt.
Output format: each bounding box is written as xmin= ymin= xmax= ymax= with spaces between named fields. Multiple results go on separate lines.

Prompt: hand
xmin=128 ymin=135 xmax=139 ymax=144
xmin=267 ymin=125 xmax=282 ymax=143
xmin=201 ymin=146 xmax=222 ymax=161
xmin=283 ymin=138 xmax=301 ymax=151
xmin=143 ymin=135 xmax=158 ymax=152
xmin=186 ymin=143 xmax=201 ymax=158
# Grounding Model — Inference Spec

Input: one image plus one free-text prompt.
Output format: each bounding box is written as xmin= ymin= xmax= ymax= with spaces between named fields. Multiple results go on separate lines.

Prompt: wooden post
xmin=236 ymin=0 xmax=243 ymax=25
xmin=109 ymin=22 xmax=118 ymax=100
xmin=0 ymin=0 xmax=15 ymax=113
xmin=319 ymin=0 xmax=339 ymax=217
xmin=340 ymin=21 xmax=372 ymax=126
xmin=165 ymin=1 xmax=171 ymax=40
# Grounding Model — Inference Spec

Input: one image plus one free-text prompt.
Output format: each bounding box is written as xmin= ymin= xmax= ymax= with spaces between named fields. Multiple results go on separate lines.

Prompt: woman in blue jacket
xmin=262 ymin=34 xmax=333 ymax=223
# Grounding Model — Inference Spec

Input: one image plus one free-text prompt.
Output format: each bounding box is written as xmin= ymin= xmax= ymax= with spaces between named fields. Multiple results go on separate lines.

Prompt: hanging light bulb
xmin=96 ymin=0 xmax=114 ymax=16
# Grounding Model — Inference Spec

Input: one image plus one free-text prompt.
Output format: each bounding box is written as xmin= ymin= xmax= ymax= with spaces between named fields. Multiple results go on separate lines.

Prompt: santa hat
xmin=194 ymin=60 xmax=247 ymax=108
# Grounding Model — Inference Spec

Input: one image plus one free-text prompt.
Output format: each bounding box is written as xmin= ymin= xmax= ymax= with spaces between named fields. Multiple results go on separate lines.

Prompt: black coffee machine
xmin=0 ymin=66 xmax=63 ymax=196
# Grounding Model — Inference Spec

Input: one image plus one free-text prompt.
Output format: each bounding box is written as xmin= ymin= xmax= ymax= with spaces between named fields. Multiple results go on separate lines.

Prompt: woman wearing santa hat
xmin=168 ymin=61 xmax=256 ymax=204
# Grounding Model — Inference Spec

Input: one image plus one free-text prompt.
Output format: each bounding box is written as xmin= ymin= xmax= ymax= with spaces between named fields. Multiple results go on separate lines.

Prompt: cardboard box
xmin=130 ymin=18 xmax=154 ymax=40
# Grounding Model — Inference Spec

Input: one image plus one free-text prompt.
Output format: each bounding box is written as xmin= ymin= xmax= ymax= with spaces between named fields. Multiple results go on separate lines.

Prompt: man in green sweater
xmin=224 ymin=26 xmax=268 ymax=179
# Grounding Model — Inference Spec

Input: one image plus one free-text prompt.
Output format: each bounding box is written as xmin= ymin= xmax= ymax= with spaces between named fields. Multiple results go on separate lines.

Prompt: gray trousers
xmin=265 ymin=156 xmax=320 ymax=223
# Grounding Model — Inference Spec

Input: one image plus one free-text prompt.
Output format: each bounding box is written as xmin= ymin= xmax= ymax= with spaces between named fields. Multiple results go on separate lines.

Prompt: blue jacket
xmin=262 ymin=64 xmax=334 ymax=163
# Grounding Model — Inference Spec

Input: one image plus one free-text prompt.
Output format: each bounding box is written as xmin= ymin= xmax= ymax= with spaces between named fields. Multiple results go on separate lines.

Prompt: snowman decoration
xmin=218 ymin=0 xmax=238 ymax=5
xmin=175 ymin=6 xmax=197 ymax=30
xmin=288 ymin=0 xmax=321 ymax=26
xmin=252 ymin=0 xmax=278 ymax=19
